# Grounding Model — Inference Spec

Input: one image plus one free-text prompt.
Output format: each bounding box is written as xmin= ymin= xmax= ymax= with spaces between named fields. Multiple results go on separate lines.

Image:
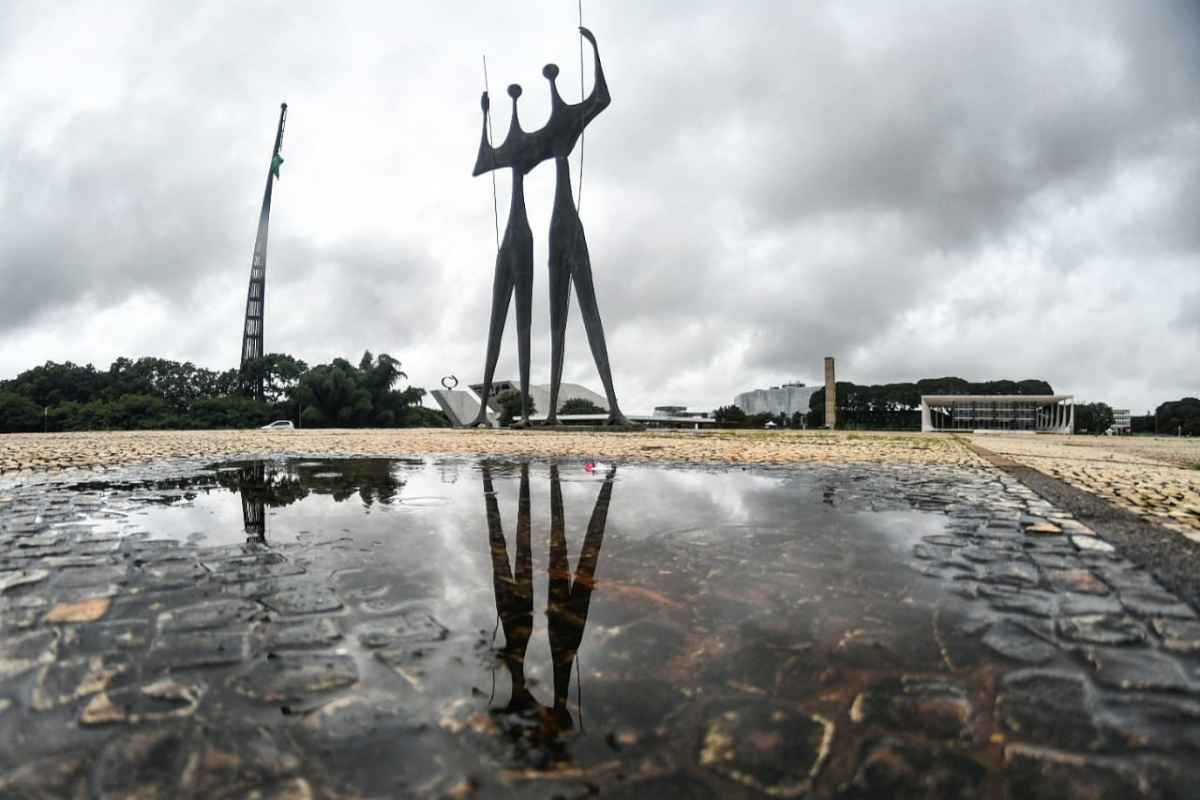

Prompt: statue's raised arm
xmin=578 ymin=27 xmax=610 ymax=125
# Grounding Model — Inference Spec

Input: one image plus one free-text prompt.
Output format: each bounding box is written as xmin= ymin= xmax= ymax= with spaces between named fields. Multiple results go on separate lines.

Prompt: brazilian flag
xmin=271 ymin=153 xmax=284 ymax=179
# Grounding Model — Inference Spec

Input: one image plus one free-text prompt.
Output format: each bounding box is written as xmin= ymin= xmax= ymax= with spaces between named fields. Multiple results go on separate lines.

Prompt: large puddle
xmin=2 ymin=456 xmax=1199 ymax=797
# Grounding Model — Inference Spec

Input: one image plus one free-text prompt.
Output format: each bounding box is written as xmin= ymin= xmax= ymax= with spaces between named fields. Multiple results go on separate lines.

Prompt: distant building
xmin=920 ymin=395 xmax=1074 ymax=433
xmin=1110 ymin=408 xmax=1131 ymax=435
xmin=733 ymin=381 xmax=818 ymax=417
xmin=654 ymin=405 xmax=709 ymax=419
xmin=469 ymin=379 xmax=608 ymax=415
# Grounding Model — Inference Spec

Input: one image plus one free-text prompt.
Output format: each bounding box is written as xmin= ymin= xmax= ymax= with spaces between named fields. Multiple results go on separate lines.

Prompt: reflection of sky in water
xmin=88 ymin=457 xmax=957 ymax=741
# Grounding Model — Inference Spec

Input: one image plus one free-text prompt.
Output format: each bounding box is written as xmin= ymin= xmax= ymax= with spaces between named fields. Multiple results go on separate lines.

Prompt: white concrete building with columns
xmin=920 ymin=395 xmax=1074 ymax=433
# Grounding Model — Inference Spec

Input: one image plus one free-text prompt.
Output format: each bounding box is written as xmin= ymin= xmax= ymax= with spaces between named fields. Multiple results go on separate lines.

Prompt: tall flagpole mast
xmin=239 ymin=102 xmax=288 ymax=402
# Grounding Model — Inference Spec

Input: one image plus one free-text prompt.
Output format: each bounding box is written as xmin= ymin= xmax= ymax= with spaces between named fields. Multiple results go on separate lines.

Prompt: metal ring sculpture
xmin=441 ymin=375 xmax=460 ymax=391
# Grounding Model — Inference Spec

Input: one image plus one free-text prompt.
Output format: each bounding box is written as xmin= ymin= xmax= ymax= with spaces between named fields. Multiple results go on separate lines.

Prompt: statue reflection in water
xmin=481 ymin=461 xmax=615 ymax=760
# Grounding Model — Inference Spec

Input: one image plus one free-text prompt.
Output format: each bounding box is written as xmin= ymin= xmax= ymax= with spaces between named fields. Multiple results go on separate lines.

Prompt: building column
xmin=824 ymin=357 xmax=836 ymax=430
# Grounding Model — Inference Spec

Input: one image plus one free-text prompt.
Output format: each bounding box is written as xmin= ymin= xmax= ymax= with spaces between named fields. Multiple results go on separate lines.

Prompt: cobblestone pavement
xmin=968 ymin=434 xmax=1200 ymax=540
xmin=0 ymin=428 xmax=983 ymax=475
xmin=2 ymin=455 xmax=1200 ymax=797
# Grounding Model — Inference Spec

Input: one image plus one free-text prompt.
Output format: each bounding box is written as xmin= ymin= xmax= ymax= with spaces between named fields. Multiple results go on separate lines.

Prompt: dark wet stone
xmin=1057 ymin=614 xmax=1147 ymax=646
xmin=61 ymin=619 xmax=149 ymax=655
xmin=81 ymin=678 xmax=202 ymax=725
xmin=1153 ymin=618 xmax=1200 ymax=653
xmin=0 ymin=567 xmax=50 ymax=593
xmin=0 ymin=752 xmax=88 ymax=798
xmin=157 ymin=598 xmax=261 ymax=632
xmin=998 ymin=670 xmax=1106 ymax=750
xmin=698 ymin=698 xmax=832 ymax=796
xmin=301 ymin=689 xmax=420 ymax=740
xmin=980 ymin=561 xmax=1038 ymax=586
xmin=601 ymin=773 xmax=718 ymax=800
xmin=837 ymin=737 xmax=986 ymax=800
xmin=91 ymin=726 xmax=191 ymax=799
xmin=980 ymin=586 xmax=1056 ymax=618
xmin=1119 ymin=590 xmax=1198 ymax=620
xmin=1043 ymin=568 xmax=1108 ymax=595
xmin=355 ymin=609 xmax=449 ymax=649
xmin=960 ymin=546 xmax=1005 ymax=564
xmin=32 ymin=655 xmax=128 ymax=710
xmin=1058 ymin=592 xmax=1123 ymax=616
xmin=265 ymin=617 xmax=342 ymax=649
xmin=1003 ymin=743 xmax=1143 ymax=799
xmin=213 ymin=561 xmax=307 ymax=584
xmin=175 ymin=727 xmax=302 ymax=797
xmin=982 ymin=620 xmax=1058 ymax=664
xmin=852 ymin=677 xmax=973 ymax=739
xmin=603 ymin=620 xmax=686 ymax=674
xmin=148 ymin=630 xmax=249 ymax=669
xmin=1087 ymin=647 xmax=1196 ymax=692
xmin=1027 ymin=552 xmax=1079 ymax=570
xmin=230 ymin=652 xmax=358 ymax=703
xmin=0 ymin=627 xmax=58 ymax=679
xmin=262 ymin=586 xmax=343 ymax=615
xmin=1098 ymin=693 xmax=1200 ymax=752
xmin=136 ymin=560 xmax=207 ymax=591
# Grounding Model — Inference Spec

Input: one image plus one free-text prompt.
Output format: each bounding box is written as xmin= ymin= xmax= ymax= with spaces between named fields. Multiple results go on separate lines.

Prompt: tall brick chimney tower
xmin=824 ymin=357 xmax=836 ymax=429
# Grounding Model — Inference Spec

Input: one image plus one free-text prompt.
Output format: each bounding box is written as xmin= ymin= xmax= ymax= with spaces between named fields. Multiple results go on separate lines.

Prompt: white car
xmin=260 ymin=420 xmax=295 ymax=430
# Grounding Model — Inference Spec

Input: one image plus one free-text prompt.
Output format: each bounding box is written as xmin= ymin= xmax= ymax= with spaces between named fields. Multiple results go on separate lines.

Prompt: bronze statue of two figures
xmin=470 ymin=28 xmax=626 ymax=427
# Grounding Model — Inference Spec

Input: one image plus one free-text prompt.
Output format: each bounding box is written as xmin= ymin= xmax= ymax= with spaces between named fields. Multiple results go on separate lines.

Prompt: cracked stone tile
xmin=81 ymin=678 xmax=202 ymax=725
xmin=230 ymin=652 xmax=358 ymax=704
xmin=61 ymin=619 xmax=150 ymax=655
xmin=1153 ymin=618 xmax=1200 ymax=653
xmin=91 ymin=726 xmax=192 ymax=799
xmin=32 ymin=655 xmax=127 ymax=710
xmin=1003 ymin=743 xmax=1143 ymax=799
xmin=1057 ymin=614 xmax=1147 ymax=646
xmin=698 ymin=698 xmax=832 ymax=796
xmin=838 ymin=736 xmax=986 ymax=799
xmin=982 ymin=619 xmax=1058 ymax=664
xmin=1086 ymin=647 xmax=1197 ymax=692
xmin=1058 ymin=593 xmax=1123 ymax=616
xmin=1119 ymin=591 xmax=1198 ymax=620
xmin=1097 ymin=692 xmax=1200 ymax=753
xmin=850 ymin=677 xmax=973 ymax=740
xmin=0 ymin=627 xmax=59 ymax=679
xmin=148 ymin=630 xmax=250 ymax=669
xmin=355 ymin=610 xmax=449 ymax=649
xmin=157 ymin=598 xmax=261 ymax=632
xmin=177 ymin=726 xmax=304 ymax=797
xmin=262 ymin=586 xmax=343 ymax=616
xmin=1071 ymin=536 xmax=1115 ymax=553
xmin=0 ymin=753 xmax=88 ymax=799
xmin=0 ymin=568 xmax=49 ymax=593
xmin=264 ymin=617 xmax=343 ymax=650
xmin=1043 ymin=568 xmax=1108 ymax=595
xmin=44 ymin=595 xmax=112 ymax=623
xmin=301 ymin=689 xmax=421 ymax=740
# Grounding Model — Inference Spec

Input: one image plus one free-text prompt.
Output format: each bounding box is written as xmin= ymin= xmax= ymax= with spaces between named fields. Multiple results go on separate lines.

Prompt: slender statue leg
xmin=468 ymin=255 xmax=515 ymax=427
xmin=568 ymin=234 xmax=626 ymax=424
xmin=545 ymin=247 xmax=572 ymax=425
xmin=511 ymin=235 xmax=534 ymax=428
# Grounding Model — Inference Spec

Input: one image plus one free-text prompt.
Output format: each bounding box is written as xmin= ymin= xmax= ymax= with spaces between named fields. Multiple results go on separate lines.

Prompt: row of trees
xmin=803 ymin=377 xmax=1055 ymax=430
xmin=0 ymin=352 xmax=448 ymax=433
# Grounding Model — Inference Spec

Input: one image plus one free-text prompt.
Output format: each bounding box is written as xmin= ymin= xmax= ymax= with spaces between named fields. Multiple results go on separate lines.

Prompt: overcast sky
xmin=1 ymin=1 xmax=1197 ymax=414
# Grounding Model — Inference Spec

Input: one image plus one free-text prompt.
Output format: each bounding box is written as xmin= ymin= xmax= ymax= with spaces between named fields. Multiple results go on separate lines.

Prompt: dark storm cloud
xmin=1 ymin=1 xmax=1197 ymax=412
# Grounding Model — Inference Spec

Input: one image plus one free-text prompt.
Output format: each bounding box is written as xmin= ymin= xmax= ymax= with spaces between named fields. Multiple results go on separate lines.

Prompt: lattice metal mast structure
xmin=239 ymin=102 xmax=288 ymax=401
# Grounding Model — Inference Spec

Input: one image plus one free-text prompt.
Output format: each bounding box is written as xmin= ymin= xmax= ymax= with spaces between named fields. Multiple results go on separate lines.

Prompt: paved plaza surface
xmin=0 ymin=428 xmax=984 ymax=475
xmin=1 ymin=432 xmax=1200 ymax=797
xmin=967 ymin=434 xmax=1200 ymax=541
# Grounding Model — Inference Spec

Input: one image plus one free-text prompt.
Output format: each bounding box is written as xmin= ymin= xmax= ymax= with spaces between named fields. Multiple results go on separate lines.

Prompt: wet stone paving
xmin=1 ymin=455 xmax=1200 ymax=798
